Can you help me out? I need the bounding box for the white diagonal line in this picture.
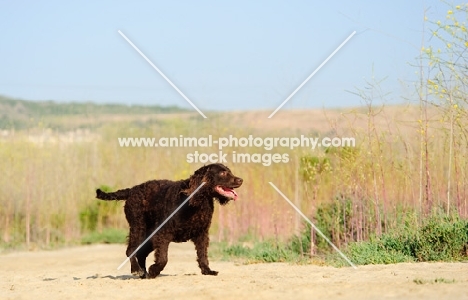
[269,182,357,269]
[118,30,207,118]
[268,31,356,118]
[117,182,206,270]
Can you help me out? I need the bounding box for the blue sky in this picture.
[0,0,454,111]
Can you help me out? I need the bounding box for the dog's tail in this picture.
[96,188,131,200]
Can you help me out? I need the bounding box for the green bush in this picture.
[79,185,121,232]
[221,240,301,263]
[315,197,354,250]
[289,223,313,256]
[288,197,354,256]
[414,216,468,261]
[81,228,127,244]
[345,214,468,265]
[346,238,415,265]
[220,214,468,266]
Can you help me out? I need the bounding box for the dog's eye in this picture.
[220,171,226,176]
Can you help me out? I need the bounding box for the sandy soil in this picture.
[1,243,467,300]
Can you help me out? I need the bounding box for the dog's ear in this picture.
[185,165,211,206]
[193,164,211,178]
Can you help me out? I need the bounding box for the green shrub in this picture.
[79,185,121,232]
[220,214,468,266]
[288,197,354,256]
[414,215,468,261]
[81,228,127,244]
[315,197,354,250]
[345,214,468,265]
[221,240,301,263]
[346,238,415,265]
[289,223,313,256]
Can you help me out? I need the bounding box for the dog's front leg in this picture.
[193,233,218,275]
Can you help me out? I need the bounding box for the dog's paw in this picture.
[148,264,164,278]
[132,269,148,279]
[202,269,218,276]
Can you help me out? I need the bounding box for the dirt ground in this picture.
[1,243,467,300]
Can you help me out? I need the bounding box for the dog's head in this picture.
[186,163,243,205]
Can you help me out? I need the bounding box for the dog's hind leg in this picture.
[126,225,148,278]
[134,238,153,278]
[124,204,148,278]
[148,237,170,278]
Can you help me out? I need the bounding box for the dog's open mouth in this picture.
[215,186,239,201]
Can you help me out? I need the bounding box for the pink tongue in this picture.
[225,187,237,196]
[222,187,238,200]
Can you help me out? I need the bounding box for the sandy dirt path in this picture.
[1,243,467,300]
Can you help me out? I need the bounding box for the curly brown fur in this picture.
[96,163,242,279]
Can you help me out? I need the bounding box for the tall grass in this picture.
[0,101,466,251]
[0,119,300,249]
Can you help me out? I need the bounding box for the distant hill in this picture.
[0,95,189,129]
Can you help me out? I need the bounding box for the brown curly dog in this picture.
[96,163,243,278]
